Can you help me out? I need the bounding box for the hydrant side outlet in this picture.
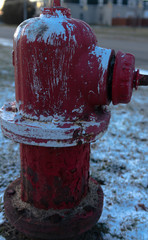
[112,51,135,105]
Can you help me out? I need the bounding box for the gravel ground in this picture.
[0,26,148,240]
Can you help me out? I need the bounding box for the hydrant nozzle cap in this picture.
[112,51,135,105]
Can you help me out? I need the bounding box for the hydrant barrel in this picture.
[21,143,90,210]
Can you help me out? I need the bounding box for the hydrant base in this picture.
[4,178,103,240]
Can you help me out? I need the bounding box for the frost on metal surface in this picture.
[13,10,94,120]
[14,10,77,46]
[90,84,148,240]
[91,46,111,79]
[90,46,112,94]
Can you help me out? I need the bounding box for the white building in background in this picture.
[62,0,145,25]
[143,0,148,18]
[35,0,148,26]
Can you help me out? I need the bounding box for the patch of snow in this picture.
[139,69,148,75]
[91,83,148,239]
[0,193,4,227]
[0,236,6,240]
[0,212,4,225]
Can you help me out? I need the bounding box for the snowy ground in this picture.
[0,41,148,240]
[91,84,148,240]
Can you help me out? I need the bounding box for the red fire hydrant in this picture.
[0,1,148,239]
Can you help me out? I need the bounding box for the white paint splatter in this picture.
[72,105,84,114]
[0,104,104,147]
[16,100,23,111]
[14,19,31,44]
[14,10,77,46]
[90,46,112,94]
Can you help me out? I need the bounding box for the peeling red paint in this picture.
[20,143,90,210]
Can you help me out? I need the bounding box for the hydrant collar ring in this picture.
[0,103,110,147]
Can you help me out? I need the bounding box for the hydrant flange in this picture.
[4,178,103,239]
[1,102,110,147]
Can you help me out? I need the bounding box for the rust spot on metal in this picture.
[27,167,38,184]
[70,168,77,173]
[4,178,103,239]
[21,175,34,204]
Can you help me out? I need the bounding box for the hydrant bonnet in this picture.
[1,6,114,147]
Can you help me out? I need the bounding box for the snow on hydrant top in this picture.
[14,7,97,47]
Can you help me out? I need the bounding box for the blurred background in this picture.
[0,0,148,26]
[0,0,148,25]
